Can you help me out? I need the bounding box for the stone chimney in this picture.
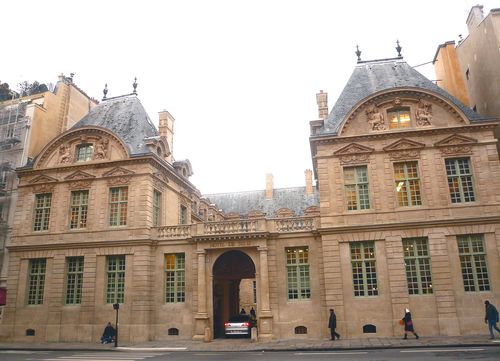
[266,174,273,199]
[316,90,328,120]
[159,110,175,160]
[305,169,313,195]
[466,5,484,32]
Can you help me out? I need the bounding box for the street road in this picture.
[1,347,500,360]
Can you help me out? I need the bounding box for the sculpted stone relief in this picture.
[93,137,109,160]
[415,100,433,126]
[366,106,386,131]
[59,144,72,164]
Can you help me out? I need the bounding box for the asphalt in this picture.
[0,335,499,352]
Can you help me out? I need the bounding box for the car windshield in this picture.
[228,315,251,323]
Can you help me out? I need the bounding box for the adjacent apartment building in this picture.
[0,51,499,343]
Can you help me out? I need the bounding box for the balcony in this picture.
[154,216,318,241]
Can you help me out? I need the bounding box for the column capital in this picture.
[257,246,268,252]
[196,249,206,255]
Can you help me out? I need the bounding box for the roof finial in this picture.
[132,77,138,95]
[102,83,108,100]
[396,40,403,58]
[355,45,362,63]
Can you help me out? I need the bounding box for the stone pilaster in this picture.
[258,246,273,340]
[193,249,208,341]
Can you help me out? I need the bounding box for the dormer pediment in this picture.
[334,143,374,155]
[248,210,266,218]
[383,138,425,152]
[434,134,477,147]
[64,170,96,181]
[102,167,135,178]
[29,174,58,184]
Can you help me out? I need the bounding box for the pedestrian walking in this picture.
[402,309,419,339]
[328,308,340,340]
[484,300,500,339]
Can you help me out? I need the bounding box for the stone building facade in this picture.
[0,54,499,343]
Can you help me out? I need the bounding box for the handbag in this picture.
[399,319,404,326]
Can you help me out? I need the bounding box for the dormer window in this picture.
[76,144,94,162]
[388,108,411,129]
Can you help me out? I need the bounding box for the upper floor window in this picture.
[286,247,311,300]
[445,158,475,203]
[457,234,490,292]
[394,161,422,207]
[76,144,93,162]
[27,258,46,305]
[33,193,52,231]
[109,187,128,227]
[153,190,162,227]
[344,165,370,210]
[388,108,411,129]
[179,204,188,224]
[70,190,89,229]
[403,238,433,295]
[350,242,378,296]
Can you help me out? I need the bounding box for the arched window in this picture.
[387,107,411,129]
[363,324,376,333]
[26,329,35,336]
[294,326,307,334]
[168,328,179,336]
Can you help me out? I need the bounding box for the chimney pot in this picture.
[305,169,313,195]
[266,174,273,199]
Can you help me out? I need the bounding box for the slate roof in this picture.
[204,187,320,217]
[319,59,488,135]
[72,95,158,155]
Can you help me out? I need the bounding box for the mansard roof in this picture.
[72,95,158,155]
[205,187,319,217]
[319,59,487,136]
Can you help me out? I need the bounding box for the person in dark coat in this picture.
[100,322,116,344]
[484,300,500,339]
[328,308,340,340]
[402,309,419,339]
[240,308,246,314]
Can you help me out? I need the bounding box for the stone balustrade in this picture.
[154,217,317,240]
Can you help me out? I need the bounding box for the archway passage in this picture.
[212,250,256,338]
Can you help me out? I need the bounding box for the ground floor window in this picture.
[27,258,46,305]
[165,253,185,303]
[457,234,490,292]
[350,242,378,296]
[106,255,125,303]
[286,247,311,300]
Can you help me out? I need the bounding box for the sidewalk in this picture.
[0,335,499,352]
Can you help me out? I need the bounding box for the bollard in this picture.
[251,327,258,342]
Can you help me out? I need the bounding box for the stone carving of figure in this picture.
[415,100,432,126]
[94,138,109,159]
[59,144,72,163]
[366,106,386,131]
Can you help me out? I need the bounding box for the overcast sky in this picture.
[2,0,497,194]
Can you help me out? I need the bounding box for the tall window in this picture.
[153,190,162,227]
[403,238,433,295]
[69,190,89,229]
[344,166,370,210]
[394,161,422,207]
[388,108,411,129]
[179,204,188,224]
[457,234,490,292]
[109,187,128,226]
[65,256,84,304]
[106,255,125,303]
[33,193,52,231]
[0,169,7,187]
[286,247,311,300]
[350,242,378,296]
[445,158,475,203]
[165,253,185,303]
[76,144,93,162]
[27,258,46,305]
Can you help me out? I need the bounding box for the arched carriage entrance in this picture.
[212,250,256,338]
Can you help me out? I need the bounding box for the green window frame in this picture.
[70,190,89,229]
[76,144,93,162]
[388,107,411,129]
[27,258,46,305]
[350,242,378,296]
[153,190,162,227]
[109,187,128,227]
[179,204,188,224]
[445,158,475,203]
[394,161,422,207]
[286,247,311,300]
[165,253,185,303]
[33,193,52,231]
[106,255,125,303]
[65,256,84,304]
[403,238,433,295]
[457,234,490,292]
[344,165,370,210]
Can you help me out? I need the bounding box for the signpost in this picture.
[113,303,119,347]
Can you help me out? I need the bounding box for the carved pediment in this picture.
[335,143,374,165]
[384,139,425,160]
[64,170,96,181]
[29,174,58,184]
[225,212,241,220]
[102,167,135,178]
[275,208,295,218]
[304,206,320,215]
[248,210,266,218]
[435,134,477,155]
[153,172,169,184]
